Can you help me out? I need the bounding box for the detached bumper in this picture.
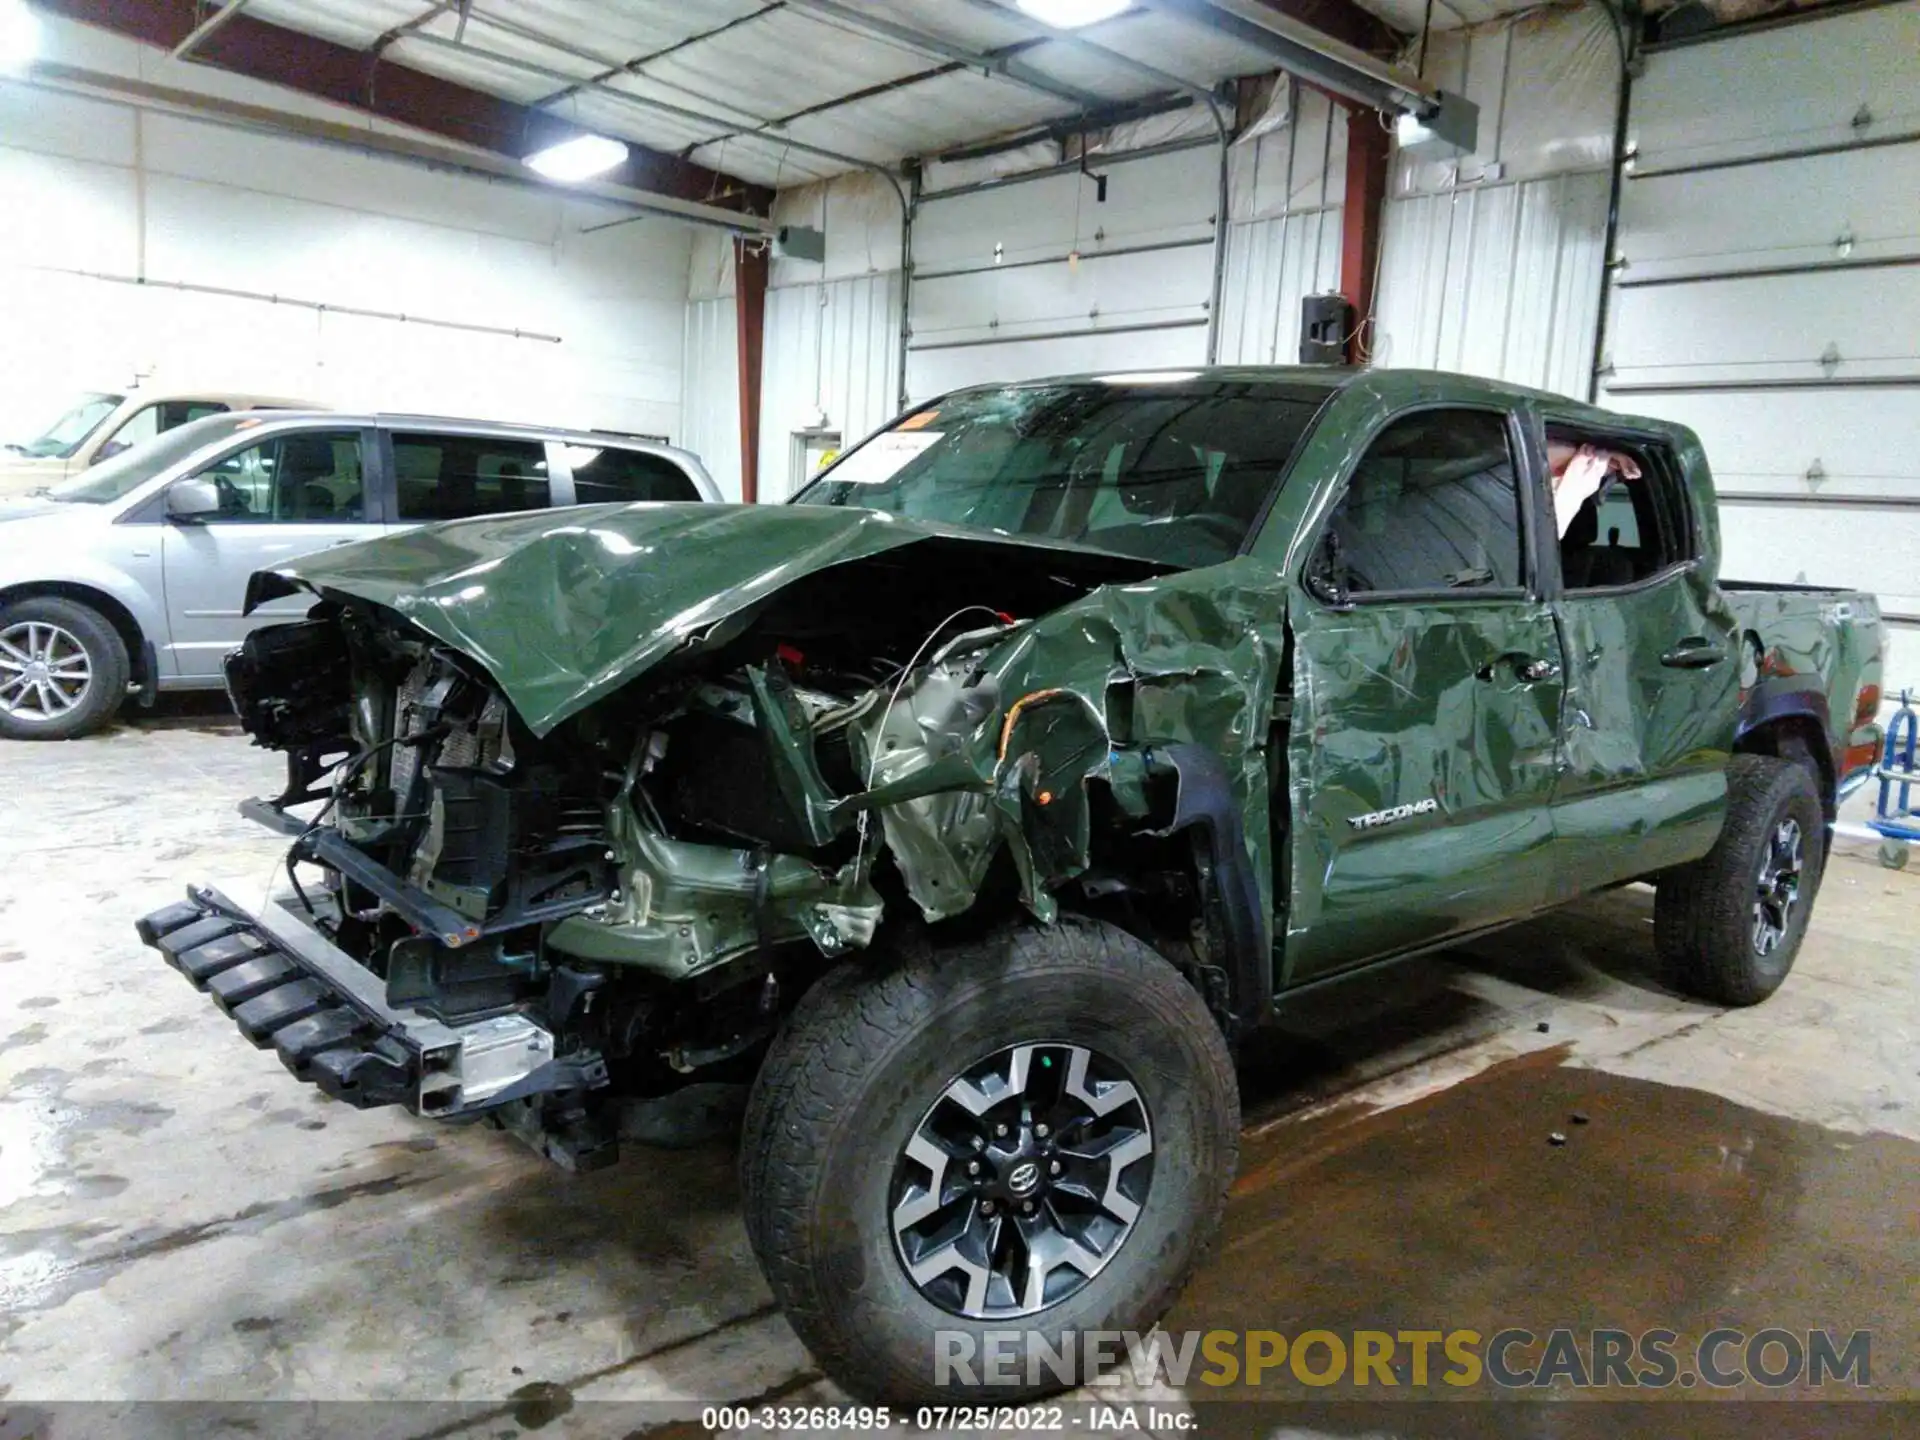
[135,886,603,1116]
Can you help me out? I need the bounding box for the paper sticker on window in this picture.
[824,430,943,484]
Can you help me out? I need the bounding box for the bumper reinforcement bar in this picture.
[135,885,606,1117]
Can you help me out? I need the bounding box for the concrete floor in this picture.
[2,698,1917,1434]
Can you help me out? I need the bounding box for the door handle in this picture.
[1477,653,1561,684]
[1660,639,1727,669]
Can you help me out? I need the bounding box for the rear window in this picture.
[563,444,699,504]
[393,434,550,521]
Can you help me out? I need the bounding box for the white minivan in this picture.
[0,388,318,498]
[0,411,718,739]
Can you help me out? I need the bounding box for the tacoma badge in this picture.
[1348,798,1440,830]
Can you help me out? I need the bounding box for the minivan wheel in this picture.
[1655,754,1826,1006]
[0,597,130,741]
[739,917,1238,1405]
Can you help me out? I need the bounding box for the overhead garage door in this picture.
[905,142,1221,401]
[1598,0,1920,694]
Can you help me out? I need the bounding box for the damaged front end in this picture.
[139,503,1289,1167]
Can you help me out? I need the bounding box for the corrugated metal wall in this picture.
[1374,173,1610,394]
[1217,82,1346,365]
[760,271,905,501]
[681,295,740,501]
[1372,5,1619,397]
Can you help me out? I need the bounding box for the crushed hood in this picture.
[254,501,1158,736]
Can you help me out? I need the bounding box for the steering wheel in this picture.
[210,472,251,516]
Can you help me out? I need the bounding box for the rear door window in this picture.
[1547,429,1694,591]
[392,434,550,521]
[564,444,700,504]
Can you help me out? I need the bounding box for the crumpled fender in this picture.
[859,557,1290,942]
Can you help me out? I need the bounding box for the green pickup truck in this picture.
[139,367,1883,1402]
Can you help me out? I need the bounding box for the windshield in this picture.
[793,379,1332,569]
[10,393,124,459]
[46,413,267,504]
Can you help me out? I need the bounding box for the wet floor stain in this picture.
[508,1379,575,1428]
[1166,1051,1920,1402]
[0,1170,433,1316]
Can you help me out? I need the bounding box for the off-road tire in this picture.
[739,916,1239,1404]
[0,596,130,741]
[1655,754,1825,1006]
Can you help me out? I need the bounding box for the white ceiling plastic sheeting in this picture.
[240,0,1299,186]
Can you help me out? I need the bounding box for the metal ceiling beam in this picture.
[525,4,783,111]
[1145,0,1431,110]
[170,0,249,59]
[27,62,776,233]
[39,0,771,212]
[1238,0,1401,58]
[961,0,1224,105]
[397,30,898,185]
[781,0,1112,110]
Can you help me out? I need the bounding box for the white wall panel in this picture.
[914,146,1220,269]
[1394,6,1617,197]
[907,143,1221,402]
[1215,206,1343,366]
[1375,170,1610,397]
[1609,267,1920,387]
[1629,2,1920,172]
[1372,5,1616,399]
[907,326,1211,403]
[1622,389,1920,498]
[681,296,742,502]
[1621,144,1920,283]
[1600,0,1920,698]
[910,246,1214,348]
[759,273,904,501]
[0,57,695,453]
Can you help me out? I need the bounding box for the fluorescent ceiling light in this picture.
[525,133,629,183]
[1017,0,1129,28]
[0,0,40,75]
[1097,371,1200,384]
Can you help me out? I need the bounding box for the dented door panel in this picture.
[1285,598,1566,981]
[1549,573,1738,891]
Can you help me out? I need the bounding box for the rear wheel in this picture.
[0,597,130,741]
[740,917,1238,1404]
[1655,754,1825,1005]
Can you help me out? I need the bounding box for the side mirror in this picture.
[1303,530,1350,607]
[92,440,130,465]
[166,478,222,522]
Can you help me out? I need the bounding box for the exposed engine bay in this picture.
[144,505,1292,1168]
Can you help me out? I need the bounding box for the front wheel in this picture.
[0,596,130,741]
[1655,754,1826,1006]
[740,917,1238,1404]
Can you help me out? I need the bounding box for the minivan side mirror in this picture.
[166,478,222,522]
[92,440,130,465]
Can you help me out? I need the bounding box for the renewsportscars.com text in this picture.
[934,1327,1873,1391]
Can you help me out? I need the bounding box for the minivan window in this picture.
[97,400,230,462]
[46,414,269,503]
[394,434,550,521]
[13,393,123,459]
[564,445,699,505]
[192,431,366,522]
